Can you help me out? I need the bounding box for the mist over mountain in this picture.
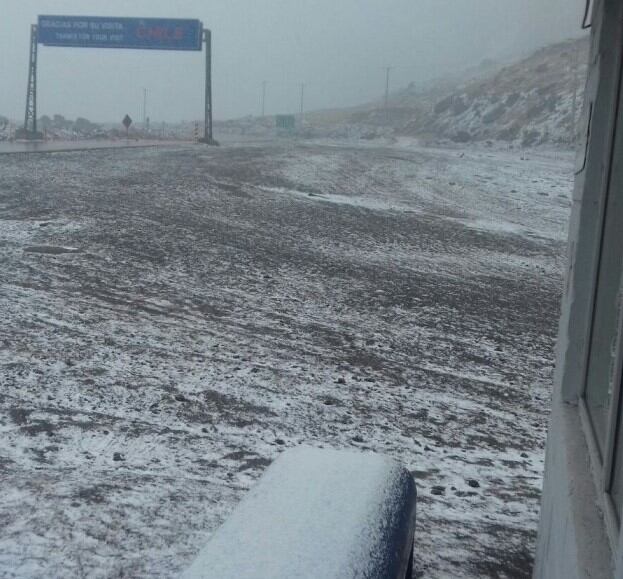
[226,36,589,148]
[395,36,590,146]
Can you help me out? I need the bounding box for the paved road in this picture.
[0,139,194,155]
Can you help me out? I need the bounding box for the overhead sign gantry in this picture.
[23,15,214,143]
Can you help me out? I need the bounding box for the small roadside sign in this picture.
[122,114,132,137]
[276,114,296,131]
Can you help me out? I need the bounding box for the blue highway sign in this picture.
[37,16,203,51]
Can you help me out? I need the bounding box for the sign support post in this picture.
[23,25,39,138]
[22,16,215,143]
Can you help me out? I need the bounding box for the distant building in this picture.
[276,115,296,132]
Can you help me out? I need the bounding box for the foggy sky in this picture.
[0,0,587,123]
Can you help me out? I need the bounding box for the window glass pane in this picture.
[585,235,623,455]
[604,84,623,513]
[609,370,623,520]
[585,258,623,456]
[584,150,623,455]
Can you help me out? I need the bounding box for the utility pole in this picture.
[262,81,267,117]
[142,88,147,125]
[384,66,392,112]
[203,28,213,143]
[300,82,306,120]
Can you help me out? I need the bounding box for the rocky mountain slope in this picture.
[397,37,590,147]
[287,36,589,148]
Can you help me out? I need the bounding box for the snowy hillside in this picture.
[272,37,589,148]
[398,37,590,147]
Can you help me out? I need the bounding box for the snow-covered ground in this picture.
[0,139,573,578]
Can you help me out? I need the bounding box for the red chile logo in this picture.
[136,26,185,41]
